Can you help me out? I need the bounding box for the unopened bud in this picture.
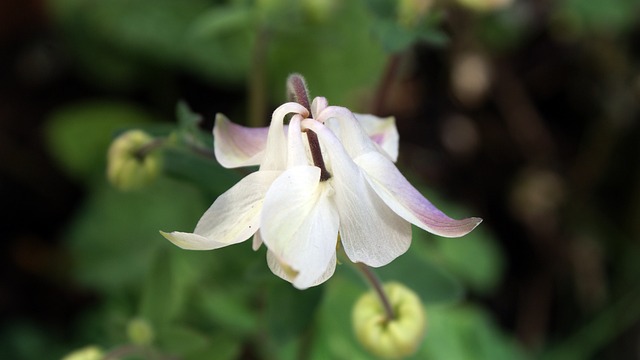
[61,345,104,360]
[352,282,426,359]
[398,0,433,28]
[127,318,154,346]
[303,0,336,23]
[107,130,162,191]
[454,0,512,12]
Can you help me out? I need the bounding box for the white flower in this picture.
[161,97,481,289]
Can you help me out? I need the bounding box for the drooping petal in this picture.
[260,166,340,289]
[353,113,399,162]
[213,113,268,168]
[260,102,309,171]
[303,119,412,267]
[354,151,482,237]
[286,115,309,168]
[267,250,337,288]
[318,107,380,159]
[160,170,281,250]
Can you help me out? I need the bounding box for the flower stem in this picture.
[286,74,331,181]
[249,27,270,127]
[371,53,401,115]
[356,262,395,321]
[134,138,166,161]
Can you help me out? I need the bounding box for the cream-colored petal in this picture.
[266,250,337,288]
[311,96,328,120]
[303,119,412,267]
[286,115,309,168]
[161,170,281,250]
[355,151,482,237]
[260,102,308,171]
[353,113,399,162]
[261,166,340,289]
[252,231,263,251]
[213,113,268,168]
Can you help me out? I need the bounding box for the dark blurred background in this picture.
[1,0,640,359]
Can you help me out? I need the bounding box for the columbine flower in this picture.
[162,95,481,289]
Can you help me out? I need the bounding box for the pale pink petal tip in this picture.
[213,113,268,168]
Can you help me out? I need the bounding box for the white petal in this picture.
[161,170,281,250]
[311,96,328,119]
[355,151,482,237]
[260,102,308,171]
[317,107,379,158]
[252,231,263,251]
[160,231,227,250]
[213,113,268,168]
[303,120,412,267]
[267,250,337,288]
[353,113,399,162]
[260,166,340,289]
[286,115,309,168]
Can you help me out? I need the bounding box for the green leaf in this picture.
[266,280,324,346]
[193,287,258,336]
[410,182,504,294]
[417,305,527,360]
[139,249,185,326]
[45,101,156,179]
[554,0,640,35]
[377,240,465,304]
[309,276,374,360]
[51,0,252,85]
[188,5,253,38]
[340,236,465,305]
[66,177,208,293]
[183,335,241,360]
[162,147,241,195]
[267,1,387,109]
[432,227,504,294]
[176,101,203,130]
[157,325,209,356]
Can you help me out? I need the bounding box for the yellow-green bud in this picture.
[454,0,512,12]
[398,0,433,28]
[61,345,104,360]
[302,0,336,23]
[127,318,154,346]
[352,282,426,359]
[107,130,161,191]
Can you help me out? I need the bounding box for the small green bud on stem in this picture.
[127,318,154,346]
[353,282,426,359]
[107,130,163,191]
[61,345,104,360]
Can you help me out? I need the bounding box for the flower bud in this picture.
[61,345,104,360]
[302,0,337,23]
[454,0,512,12]
[398,0,433,28]
[107,130,162,191]
[127,318,154,346]
[352,282,426,359]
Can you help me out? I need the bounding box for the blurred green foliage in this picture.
[4,0,636,358]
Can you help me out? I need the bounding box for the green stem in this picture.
[248,27,270,127]
[370,53,401,115]
[134,138,166,161]
[356,263,395,321]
